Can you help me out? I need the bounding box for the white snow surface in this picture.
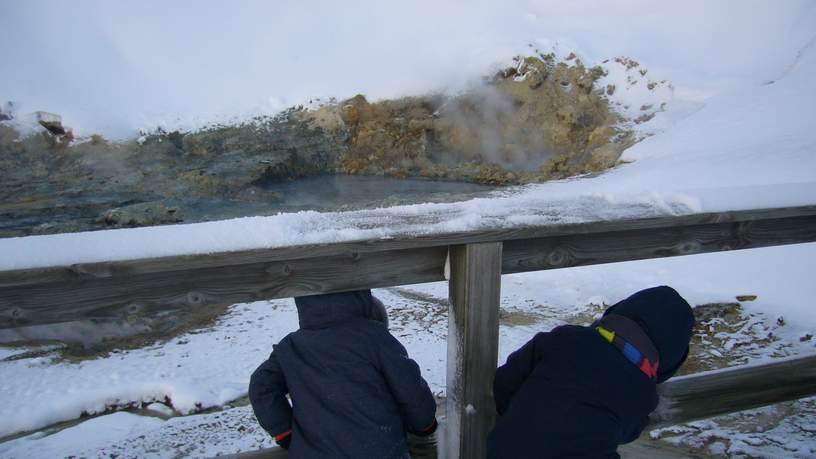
[0,299,298,439]
[0,1,814,137]
[0,412,163,459]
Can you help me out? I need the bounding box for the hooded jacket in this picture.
[487,286,694,459]
[249,290,436,459]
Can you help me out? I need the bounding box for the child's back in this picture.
[488,286,695,459]
[250,290,437,458]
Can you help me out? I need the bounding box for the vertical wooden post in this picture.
[446,242,502,459]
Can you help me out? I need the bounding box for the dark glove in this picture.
[275,429,292,450]
[413,418,438,437]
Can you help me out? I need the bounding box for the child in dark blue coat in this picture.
[488,286,695,459]
[249,290,438,458]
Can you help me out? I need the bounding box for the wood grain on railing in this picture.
[2,205,815,329]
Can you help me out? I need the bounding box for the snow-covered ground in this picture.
[1,1,816,458]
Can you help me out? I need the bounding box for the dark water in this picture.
[0,176,496,238]
[258,175,495,212]
[186,175,496,220]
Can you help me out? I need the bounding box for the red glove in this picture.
[414,418,438,437]
[274,429,292,450]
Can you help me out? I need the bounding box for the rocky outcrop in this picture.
[298,54,633,184]
[36,111,67,136]
[0,53,663,236]
[100,201,183,228]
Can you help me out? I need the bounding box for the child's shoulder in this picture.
[529,324,605,353]
[537,324,593,340]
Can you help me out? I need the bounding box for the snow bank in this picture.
[0,412,163,458]
[0,405,273,459]
[0,288,452,439]
[0,300,299,438]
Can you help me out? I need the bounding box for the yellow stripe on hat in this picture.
[596,326,615,343]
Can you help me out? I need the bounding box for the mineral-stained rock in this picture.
[0,125,21,151]
[587,142,626,170]
[36,111,66,136]
[315,54,629,184]
[167,130,184,150]
[100,201,184,228]
[693,302,742,323]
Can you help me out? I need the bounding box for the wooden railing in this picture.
[2,205,816,458]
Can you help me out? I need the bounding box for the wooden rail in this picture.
[651,353,816,427]
[2,205,815,329]
[2,204,816,458]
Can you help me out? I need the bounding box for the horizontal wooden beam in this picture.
[3,205,814,288]
[650,354,816,428]
[1,205,815,328]
[502,211,816,272]
[0,246,448,328]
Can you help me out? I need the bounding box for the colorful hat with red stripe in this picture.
[595,314,660,379]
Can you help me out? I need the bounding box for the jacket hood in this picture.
[602,286,695,383]
[294,290,387,330]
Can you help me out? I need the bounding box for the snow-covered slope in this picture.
[1,1,814,137]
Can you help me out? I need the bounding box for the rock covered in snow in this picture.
[0,102,13,121]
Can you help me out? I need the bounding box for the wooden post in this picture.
[446,242,502,459]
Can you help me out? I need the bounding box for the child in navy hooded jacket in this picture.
[249,290,438,458]
[488,286,695,459]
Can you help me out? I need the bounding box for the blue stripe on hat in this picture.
[622,342,641,365]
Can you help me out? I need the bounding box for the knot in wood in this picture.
[70,263,113,278]
[677,241,701,254]
[10,307,23,318]
[547,248,568,267]
[283,264,292,275]
[187,291,204,304]
[350,252,361,262]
